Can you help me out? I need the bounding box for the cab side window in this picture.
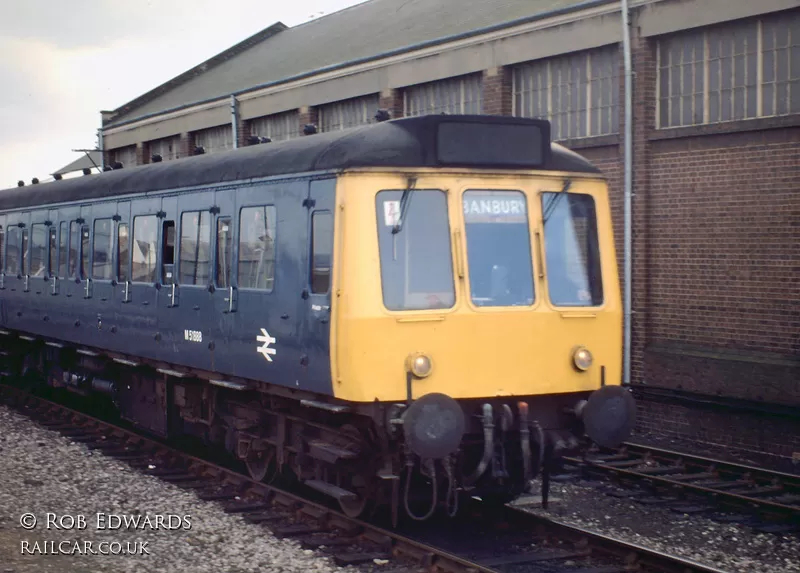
[310,211,332,294]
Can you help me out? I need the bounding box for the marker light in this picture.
[572,347,593,371]
[407,353,433,378]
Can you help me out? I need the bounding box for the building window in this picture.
[513,45,620,140]
[194,125,233,154]
[657,11,800,128]
[30,224,46,277]
[148,135,180,161]
[131,215,157,283]
[238,206,276,291]
[404,74,483,117]
[249,110,300,142]
[319,94,380,132]
[110,145,137,168]
[179,211,211,285]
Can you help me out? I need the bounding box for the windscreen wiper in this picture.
[542,178,572,224]
[392,176,418,235]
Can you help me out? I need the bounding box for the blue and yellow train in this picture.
[0,115,635,521]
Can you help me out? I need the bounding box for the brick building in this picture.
[100,0,800,461]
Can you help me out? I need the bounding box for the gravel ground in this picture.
[512,478,800,573]
[0,404,350,573]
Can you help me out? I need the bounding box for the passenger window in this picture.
[59,222,68,278]
[161,220,175,284]
[92,219,113,280]
[215,217,232,288]
[131,215,157,283]
[117,223,129,282]
[238,206,276,291]
[462,190,534,307]
[69,221,80,278]
[48,227,57,276]
[21,229,29,275]
[310,211,332,294]
[6,228,18,275]
[30,224,47,278]
[80,225,90,279]
[179,211,211,285]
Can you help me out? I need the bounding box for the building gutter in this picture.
[103,0,620,130]
[621,0,633,386]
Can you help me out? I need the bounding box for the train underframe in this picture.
[1,336,635,524]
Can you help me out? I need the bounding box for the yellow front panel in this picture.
[332,170,621,403]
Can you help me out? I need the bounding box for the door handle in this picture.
[23,275,30,292]
[84,278,92,298]
[223,286,236,313]
[122,280,132,303]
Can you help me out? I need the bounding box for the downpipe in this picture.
[621,0,634,386]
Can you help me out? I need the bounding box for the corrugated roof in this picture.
[53,151,102,175]
[108,0,597,126]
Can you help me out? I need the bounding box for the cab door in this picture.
[299,179,336,396]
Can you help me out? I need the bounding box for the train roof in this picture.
[0,115,601,211]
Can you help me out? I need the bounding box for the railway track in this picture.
[562,443,800,533]
[0,381,727,573]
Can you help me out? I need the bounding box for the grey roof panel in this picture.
[109,0,595,125]
[53,151,102,175]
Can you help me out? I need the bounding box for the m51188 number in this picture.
[184,329,203,343]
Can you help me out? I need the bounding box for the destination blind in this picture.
[463,191,527,224]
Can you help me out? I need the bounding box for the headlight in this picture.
[572,346,593,371]
[407,353,433,378]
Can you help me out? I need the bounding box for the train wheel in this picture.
[338,473,375,518]
[335,424,377,518]
[246,448,278,483]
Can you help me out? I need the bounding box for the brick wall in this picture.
[379,89,404,120]
[298,106,319,134]
[482,67,512,116]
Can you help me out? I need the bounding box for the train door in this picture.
[123,198,161,357]
[51,206,78,340]
[87,202,117,348]
[24,210,48,333]
[209,188,236,374]
[106,200,130,355]
[299,179,336,395]
[153,195,178,362]
[231,181,306,388]
[4,211,30,332]
[174,191,214,371]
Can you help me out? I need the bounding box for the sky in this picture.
[0,0,367,189]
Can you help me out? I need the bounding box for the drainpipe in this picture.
[621,0,633,386]
[97,127,105,171]
[231,95,239,149]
